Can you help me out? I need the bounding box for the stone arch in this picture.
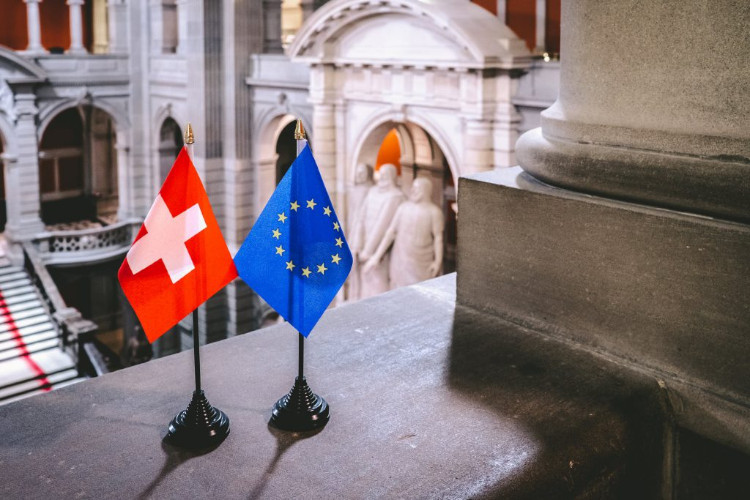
[38,98,129,142]
[157,117,183,184]
[253,110,312,213]
[351,108,460,190]
[38,103,120,224]
[152,104,188,194]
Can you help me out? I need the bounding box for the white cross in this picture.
[126,194,207,283]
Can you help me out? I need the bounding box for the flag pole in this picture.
[184,124,202,394]
[269,119,330,432]
[165,123,230,448]
[295,123,307,385]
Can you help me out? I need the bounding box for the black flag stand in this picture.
[269,120,330,432]
[166,310,230,447]
[165,125,230,448]
[269,332,330,431]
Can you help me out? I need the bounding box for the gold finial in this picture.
[184,123,194,144]
[294,119,306,140]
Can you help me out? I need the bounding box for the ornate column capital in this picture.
[13,94,39,118]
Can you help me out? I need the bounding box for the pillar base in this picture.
[516,128,750,224]
[457,167,750,453]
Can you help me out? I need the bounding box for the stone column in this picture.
[516,0,750,223]
[496,0,506,24]
[148,0,164,54]
[462,119,493,174]
[107,0,128,53]
[5,93,44,243]
[115,131,133,220]
[67,0,87,54]
[458,0,750,454]
[534,0,546,53]
[24,0,45,54]
[312,103,336,188]
[262,0,283,54]
[175,0,189,54]
[92,0,109,53]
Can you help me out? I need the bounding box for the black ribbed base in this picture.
[270,376,330,432]
[166,390,230,448]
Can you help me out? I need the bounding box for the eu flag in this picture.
[234,145,353,337]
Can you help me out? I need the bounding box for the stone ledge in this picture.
[0,276,665,498]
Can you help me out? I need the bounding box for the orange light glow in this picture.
[375,129,401,176]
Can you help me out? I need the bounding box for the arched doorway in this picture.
[255,113,312,214]
[158,117,183,184]
[275,120,298,183]
[350,121,458,299]
[39,106,118,226]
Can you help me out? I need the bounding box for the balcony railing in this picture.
[31,218,141,266]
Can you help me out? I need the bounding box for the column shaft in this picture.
[68,0,86,54]
[262,0,283,54]
[24,0,44,54]
[535,0,546,52]
[6,94,44,242]
[107,0,128,53]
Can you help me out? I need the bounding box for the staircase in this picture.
[0,258,82,405]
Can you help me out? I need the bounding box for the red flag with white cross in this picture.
[118,147,237,342]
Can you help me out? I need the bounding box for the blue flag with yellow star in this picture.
[234,145,353,337]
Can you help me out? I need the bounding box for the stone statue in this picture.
[350,164,405,299]
[348,163,374,300]
[364,177,444,289]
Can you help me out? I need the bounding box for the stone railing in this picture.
[31,218,141,266]
[21,243,98,369]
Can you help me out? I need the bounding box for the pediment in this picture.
[331,14,471,65]
[290,0,531,70]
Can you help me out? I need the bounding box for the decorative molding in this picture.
[288,0,531,70]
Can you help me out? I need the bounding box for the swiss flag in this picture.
[118,147,237,342]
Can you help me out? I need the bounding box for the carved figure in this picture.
[364,177,444,289]
[348,163,374,300]
[350,164,405,299]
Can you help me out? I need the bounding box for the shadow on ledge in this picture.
[138,438,222,499]
[447,305,666,498]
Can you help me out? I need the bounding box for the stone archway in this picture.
[38,105,118,225]
[158,117,183,184]
[289,0,531,237]
[254,112,313,215]
[350,120,458,298]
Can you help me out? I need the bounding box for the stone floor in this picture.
[0,275,670,498]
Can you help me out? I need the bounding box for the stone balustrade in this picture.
[31,218,141,266]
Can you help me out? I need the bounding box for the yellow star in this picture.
[333,221,340,231]
[285,260,295,271]
[306,199,317,209]
[301,267,312,278]
[277,212,287,223]
[323,206,332,216]
[331,254,341,265]
[272,228,281,239]
[317,263,328,275]
[275,245,285,256]
[290,201,300,212]
[335,238,343,247]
